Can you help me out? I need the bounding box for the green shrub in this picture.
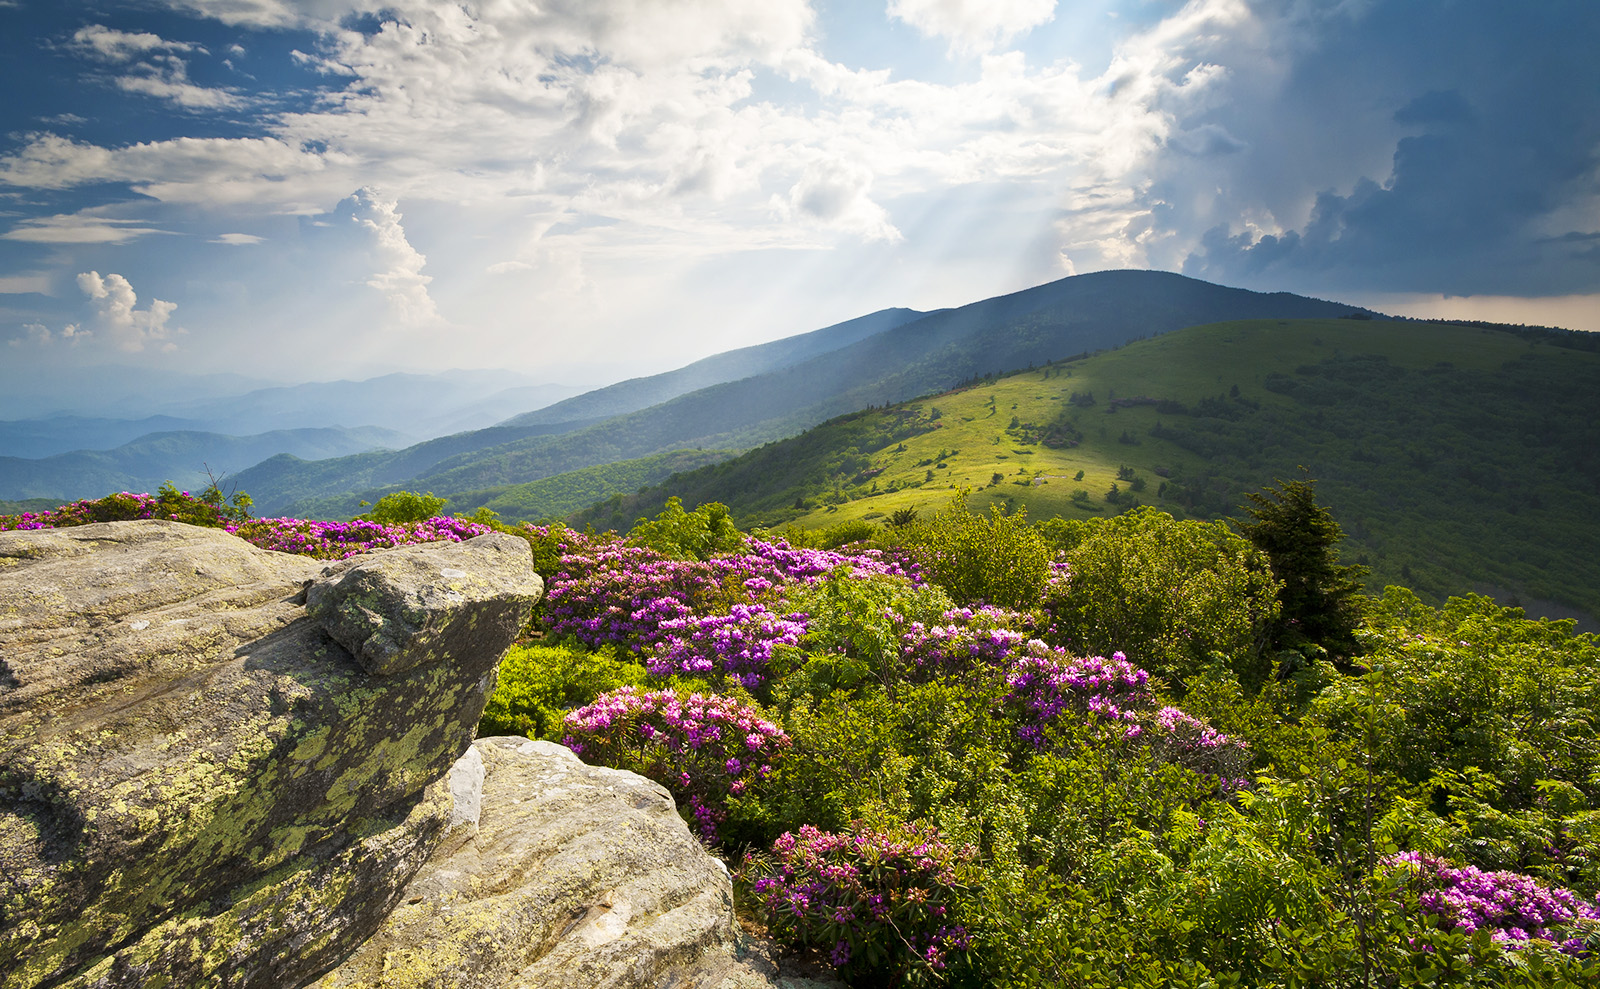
[1043,507,1279,693]
[627,495,742,560]
[358,490,448,524]
[893,493,1051,609]
[478,643,647,740]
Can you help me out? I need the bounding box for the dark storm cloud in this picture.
[1169,0,1600,297]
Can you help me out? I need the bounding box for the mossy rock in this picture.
[0,521,542,988]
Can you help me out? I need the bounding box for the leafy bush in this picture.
[478,643,647,740]
[357,489,448,524]
[1042,507,1279,693]
[562,687,789,842]
[743,822,974,983]
[627,495,742,560]
[893,494,1050,609]
[1,482,251,532]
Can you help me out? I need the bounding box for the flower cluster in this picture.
[1146,706,1252,794]
[562,686,789,842]
[893,605,1031,679]
[543,543,720,651]
[744,823,973,979]
[1,488,241,531]
[1390,853,1600,954]
[650,603,810,689]
[226,516,492,559]
[542,535,920,653]
[1002,645,1152,746]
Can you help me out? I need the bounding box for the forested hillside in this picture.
[576,317,1600,625]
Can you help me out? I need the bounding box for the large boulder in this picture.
[316,736,788,989]
[0,521,542,989]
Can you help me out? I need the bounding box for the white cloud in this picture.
[776,159,902,242]
[72,25,203,61]
[115,56,243,110]
[487,261,534,274]
[2,212,170,245]
[210,232,264,245]
[344,188,440,326]
[76,272,182,352]
[887,0,1057,55]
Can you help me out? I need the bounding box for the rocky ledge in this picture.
[0,521,824,989]
[0,520,541,988]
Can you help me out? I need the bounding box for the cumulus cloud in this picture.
[114,55,243,110]
[76,272,181,352]
[775,159,902,242]
[887,0,1057,54]
[71,24,241,110]
[341,188,440,326]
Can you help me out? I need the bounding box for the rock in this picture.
[306,533,539,677]
[0,521,542,989]
[315,737,788,989]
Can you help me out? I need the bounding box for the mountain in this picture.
[155,370,584,438]
[0,371,587,463]
[0,425,414,502]
[238,271,1380,516]
[571,317,1600,627]
[502,307,929,427]
[0,415,210,460]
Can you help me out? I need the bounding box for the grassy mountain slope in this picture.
[0,425,414,502]
[245,271,1377,516]
[574,318,1600,624]
[503,307,928,427]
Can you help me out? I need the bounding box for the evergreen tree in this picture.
[1235,476,1369,660]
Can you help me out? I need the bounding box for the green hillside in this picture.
[573,318,1600,624]
[239,271,1377,516]
[278,448,735,522]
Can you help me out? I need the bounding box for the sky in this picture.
[1,0,1596,393]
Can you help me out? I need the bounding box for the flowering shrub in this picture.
[743,822,973,982]
[562,686,789,842]
[227,515,492,560]
[1390,853,1600,954]
[543,535,921,654]
[650,603,809,690]
[1002,645,1152,746]
[893,605,1030,680]
[1146,706,1252,794]
[543,543,711,651]
[1,484,250,532]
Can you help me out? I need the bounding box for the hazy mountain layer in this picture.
[0,426,413,502]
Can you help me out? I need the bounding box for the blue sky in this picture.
[2,0,1596,391]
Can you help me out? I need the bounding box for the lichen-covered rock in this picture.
[317,737,790,989]
[306,533,537,677]
[0,521,542,989]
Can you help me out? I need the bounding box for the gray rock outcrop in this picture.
[315,736,785,989]
[0,520,542,989]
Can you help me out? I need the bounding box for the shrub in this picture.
[478,643,647,740]
[1,482,251,532]
[650,603,809,691]
[358,490,447,524]
[562,687,789,843]
[743,822,974,982]
[628,495,742,560]
[893,494,1050,609]
[1042,507,1279,693]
